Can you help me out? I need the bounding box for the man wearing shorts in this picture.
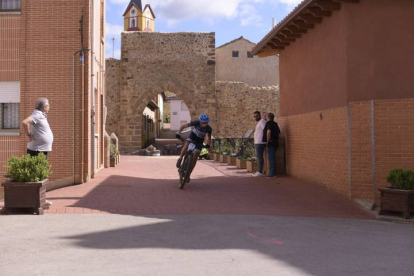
[176,114,212,177]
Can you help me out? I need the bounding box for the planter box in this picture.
[228,156,237,166]
[379,188,414,219]
[246,161,258,173]
[214,154,221,162]
[1,179,49,215]
[220,155,228,163]
[236,159,247,169]
[210,153,215,160]
[110,157,116,167]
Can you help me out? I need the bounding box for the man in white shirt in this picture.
[253,111,266,177]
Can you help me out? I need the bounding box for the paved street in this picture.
[1,156,413,276]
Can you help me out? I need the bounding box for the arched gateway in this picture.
[107,32,217,153]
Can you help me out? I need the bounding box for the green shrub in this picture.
[386,169,414,190]
[5,154,51,182]
[110,143,116,158]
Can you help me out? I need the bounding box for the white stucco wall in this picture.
[170,99,191,130]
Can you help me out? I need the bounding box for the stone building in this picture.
[105,32,279,152]
[252,0,414,205]
[216,36,279,86]
[0,0,107,192]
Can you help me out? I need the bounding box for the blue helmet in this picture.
[199,113,210,123]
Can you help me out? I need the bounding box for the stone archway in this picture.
[116,32,217,153]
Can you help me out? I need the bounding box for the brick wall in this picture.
[215,82,279,138]
[279,107,350,197]
[0,0,106,189]
[279,98,414,202]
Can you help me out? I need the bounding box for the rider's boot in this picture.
[176,157,182,169]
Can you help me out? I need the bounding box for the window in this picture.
[131,18,136,28]
[247,52,254,58]
[0,103,19,129]
[131,8,136,15]
[146,19,150,29]
[0,0,20,11]
[232,51,239,58]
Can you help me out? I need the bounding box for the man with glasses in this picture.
[252,111,266,177]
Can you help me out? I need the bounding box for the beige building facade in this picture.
[216,37,279,86]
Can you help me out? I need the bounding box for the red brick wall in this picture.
[280,98,414,202]
[279,107,350,197]
[374,98,414,200]
[0,0,105,189]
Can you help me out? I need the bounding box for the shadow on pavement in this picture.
[61,214,414,276]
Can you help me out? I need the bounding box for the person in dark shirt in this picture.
[176,114,212,181]
[263,113,281,178]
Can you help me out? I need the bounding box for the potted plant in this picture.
[228,153,237,166]
[379,168,414,219]
[220,152,229,163]
[214,150,221,162]
[236,156,247,169]
[246,157,258,173]
[1,154,52,215]
[110,143,116,167]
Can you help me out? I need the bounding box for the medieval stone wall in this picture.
[105,32,280,152]
[215,82,279,138]
[105,59,121,137]
[118,32,217,153]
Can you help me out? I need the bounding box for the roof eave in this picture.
[251,0,314,55]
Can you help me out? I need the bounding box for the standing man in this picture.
[263,113,281,178]
[22,98,54,159]
[253,111,266,177]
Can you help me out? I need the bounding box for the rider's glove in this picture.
[175,133,182,139]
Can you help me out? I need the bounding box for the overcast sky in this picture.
[106,0,302,59]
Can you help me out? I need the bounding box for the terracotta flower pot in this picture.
[236,159,247,169]
[379,188,414,219]
[1,179,49,215]
[246,161,258,173]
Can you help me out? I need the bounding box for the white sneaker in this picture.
[252,171,264,177]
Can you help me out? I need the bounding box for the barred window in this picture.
[1,0,21,11]
[0,103,20,129]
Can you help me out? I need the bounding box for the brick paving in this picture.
[0,156,373,219]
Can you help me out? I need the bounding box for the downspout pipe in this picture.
[73,50,81,184]
[90,0,96,178]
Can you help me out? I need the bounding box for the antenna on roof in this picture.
[111,37,116,59]
[272,18,275,29]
